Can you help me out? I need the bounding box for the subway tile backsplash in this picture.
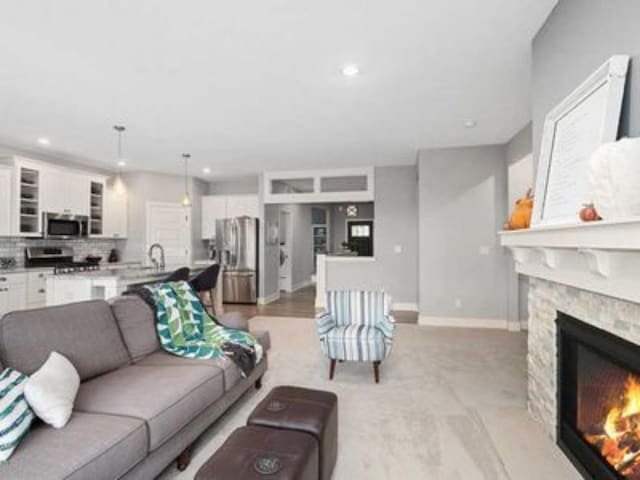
[0,237,127,267]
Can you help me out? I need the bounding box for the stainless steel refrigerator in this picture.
[216,216,259,304]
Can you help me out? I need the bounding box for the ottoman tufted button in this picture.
[266,400,288,412]
[254,454,282,475]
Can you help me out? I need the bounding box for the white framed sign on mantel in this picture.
[532,54,630,226]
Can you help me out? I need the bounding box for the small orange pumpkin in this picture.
[506,189,534,230]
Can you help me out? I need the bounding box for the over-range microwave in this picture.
[42,212,89,239]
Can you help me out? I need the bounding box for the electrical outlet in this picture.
[393,245,403,254]
[479,246,490,255]
[455,299,462,309]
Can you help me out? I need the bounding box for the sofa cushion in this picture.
[109,296,160,361]
[0,301,130,381]
[136,351,242,392]
[74,365,224,451]
[0,412,146,480]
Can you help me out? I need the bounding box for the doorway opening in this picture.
[346,219,374,257]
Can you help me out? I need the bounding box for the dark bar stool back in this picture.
[190,264,221,316]
[164,267,191,283]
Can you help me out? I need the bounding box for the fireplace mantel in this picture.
[499,218,640,304]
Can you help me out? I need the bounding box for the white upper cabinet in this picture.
[226,195,259,219]
[42,168,90,216]
[103,178,128,238]
[0,156,120,237]
[201,194,259,240]
[201,196,228,240]
[0,167,12,236]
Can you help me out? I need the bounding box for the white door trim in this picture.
[145,202,193,266]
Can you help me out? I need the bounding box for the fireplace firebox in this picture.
[557,312,640,479]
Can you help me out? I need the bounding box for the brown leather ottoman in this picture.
[195,426,318,480]
[247,386,338,480]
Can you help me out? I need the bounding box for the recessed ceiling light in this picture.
[202,167,211,174]
[37,137,51,146]
[117,160,127,167]
[464,120,478,129]
[342,65,359,77]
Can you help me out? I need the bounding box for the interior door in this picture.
[146,203,192,269]
[347,220,374,257]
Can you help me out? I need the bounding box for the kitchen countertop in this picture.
[0,267,55,274]
[50,264,215,284]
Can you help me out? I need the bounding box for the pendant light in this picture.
[181,153,192,207]
[113,125,127,195]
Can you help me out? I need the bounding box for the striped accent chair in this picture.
[316,290,395,383]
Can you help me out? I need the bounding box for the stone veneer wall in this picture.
[528,277,640,439]
[0,237,126,267]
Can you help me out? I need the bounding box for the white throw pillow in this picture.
[24,352,80,428]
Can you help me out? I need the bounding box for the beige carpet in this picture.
[158,317,580,480]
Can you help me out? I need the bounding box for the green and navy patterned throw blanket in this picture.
[137,281,262,377]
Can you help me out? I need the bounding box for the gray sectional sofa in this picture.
[0,295,269,479]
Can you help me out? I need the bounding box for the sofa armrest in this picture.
[315,312,336,340]
[376,314,396,343]
[217,312,250,332]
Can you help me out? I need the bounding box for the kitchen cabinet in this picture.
[26,270,51,308]
[46,276,92,306]
[0,167,12,236]
[201,194,259,240]
[226,195,259,218]
[0,156,122,237]
[42,168,90,216]
[102,178,128,238]
[0,272,27,317]
[15,161,42,236]
[201,196,228,240]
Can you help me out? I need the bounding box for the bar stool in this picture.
[190,264,221,316]
[164,267,191,282]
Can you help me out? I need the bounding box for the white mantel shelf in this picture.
[499,218,640,304]
[499,217,640,250]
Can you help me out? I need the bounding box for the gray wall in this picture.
[532,0,640,169]
[325,165,418,306]
[288,204,314,289]
[260,203,280,301]
[328,202,375,253]
[209,176,259,195]
[418,145,510,323]
[120,172,208,263]
[505,123,533,326]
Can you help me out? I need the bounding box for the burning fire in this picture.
[585,375,640,477]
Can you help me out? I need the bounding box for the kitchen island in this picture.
[46,264,215,306]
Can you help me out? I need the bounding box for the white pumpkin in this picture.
[588,137,640,220]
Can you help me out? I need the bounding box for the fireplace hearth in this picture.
[558,312,640,479]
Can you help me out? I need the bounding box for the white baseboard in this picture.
[258,292,280,305]
[291,278,314,292]
[418,315,509,329]
[520,320,529,331]
[392,302,418,312]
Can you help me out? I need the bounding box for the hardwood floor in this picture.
[222,286,418,324]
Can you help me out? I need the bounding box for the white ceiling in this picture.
[0,0,556,178]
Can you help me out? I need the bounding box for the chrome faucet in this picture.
[148,243,165,271]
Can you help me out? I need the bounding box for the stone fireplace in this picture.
[500,219,640,478]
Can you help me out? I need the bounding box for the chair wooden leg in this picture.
[177,444,193,471]
[255,376,263,389]
[329,359,337,380]
[373,361,381,384]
